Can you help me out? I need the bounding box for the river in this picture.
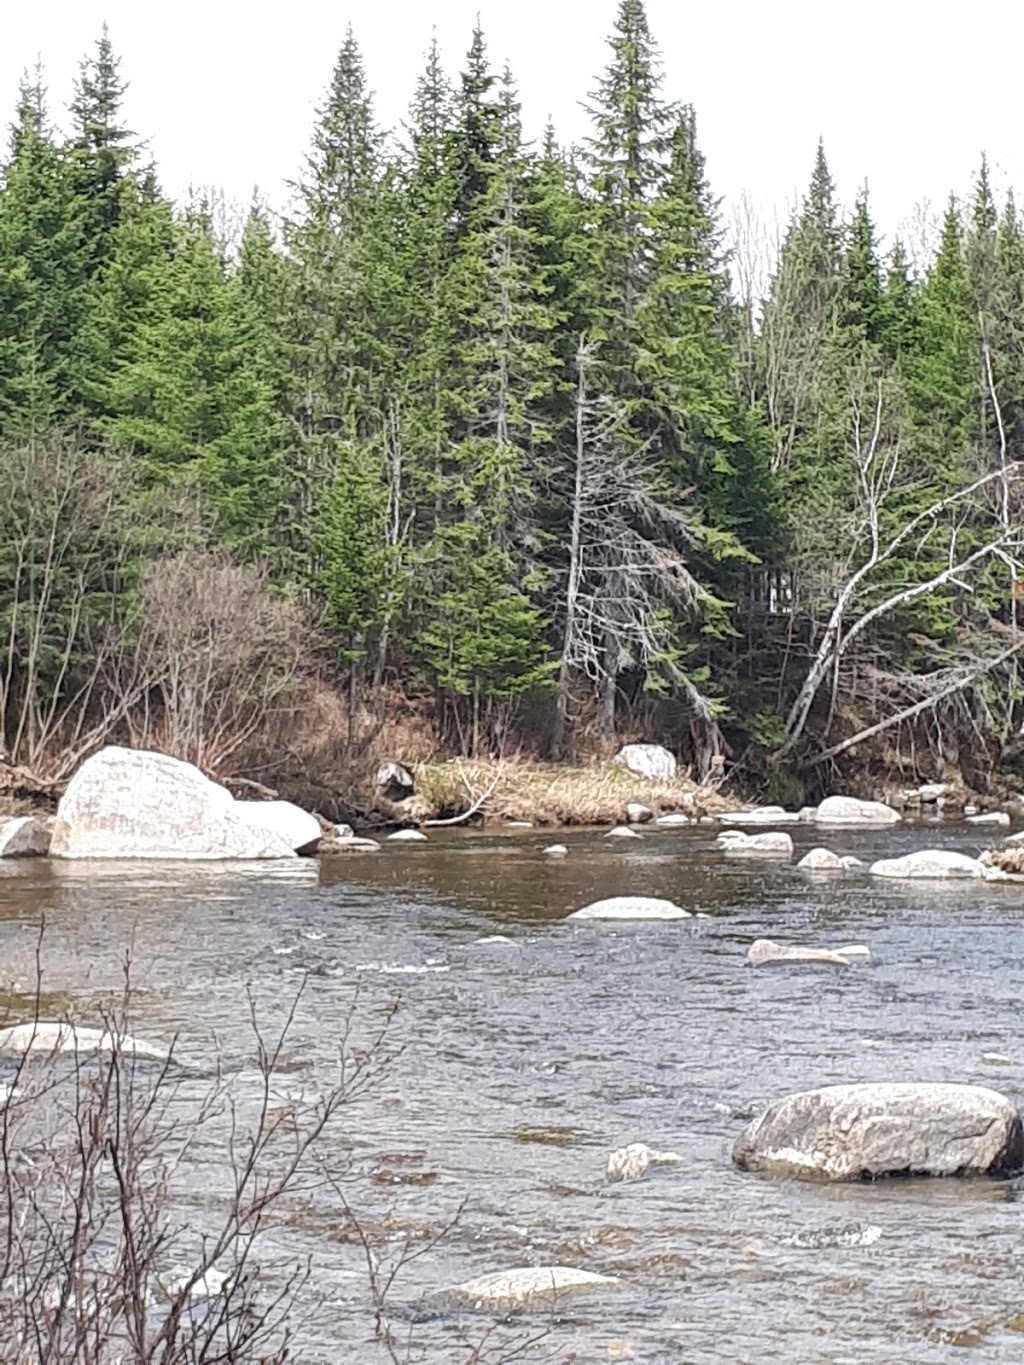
[1,820,1023,1362]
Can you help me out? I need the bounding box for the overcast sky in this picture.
[3,0,1022,266]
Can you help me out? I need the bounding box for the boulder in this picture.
[715,830,793,856]
[613,743,676,782]
[0,815,52,858]
[626,802,653,825]
[436,1265,619,1312]
[386,829,428,843]
[569,896,692,922]
[918,783,951,803]
[869,849,985,880]
[542,844,568,857]
[0,1021,169,1061]
[815,795,901,826]
[966,811,1011,827]
[655,813,690,827]
[605,825,642,840]
[798,806,819,822]
[745,938,869,968]
[797,847,844,871]
[732,1082,1024,1181]
[50,748,295,860]
[235,800,322,854]
[720,806,802,827]
[376,760,415,802]
[840,855,866,870]
[606,1142,682,1183]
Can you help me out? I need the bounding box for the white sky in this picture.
[3,0,1021,269]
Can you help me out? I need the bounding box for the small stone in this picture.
[386,829,429,843]
[605,825,642,839]
[716,830,793,856]
[543,844,568,857]
[797,847,843,871]
[504,820,533,828]
[655,813,690,827]
[625,803,653,824]
[745,939,864,968]
[966,811,1011,827]
[569,896,691,922]
[605,1142,682,1183]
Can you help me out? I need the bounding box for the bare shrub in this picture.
[120,552,312,774]
[0,955,394,1364]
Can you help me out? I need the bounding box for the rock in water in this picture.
[613,744,676,781]
[745,938,867,968]
[436,1265,619,1312]
[715,831,793,856]
[542,844,568,857]
[569,896,691,921]
[0,1021,170,1061]
[605,825,642,840]
[814,796,901,826]
[50,747,295,860]
[386,829,428,843]
[234,800,322,854]
[732,1082,1023,1180]
[966,811,1011,827]
[0,816,51,858]
[869,850,985,880]
[606,1142,682,1182]
[719,806,802,827]
[626,803,653,824]
[655,813,690,827]
[797,847,844,871]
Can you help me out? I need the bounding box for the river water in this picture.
[2,820,1024,1362]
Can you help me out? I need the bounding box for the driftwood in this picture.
[422,765,503,828]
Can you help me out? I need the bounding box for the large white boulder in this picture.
[235,801,322,854]
[0,815,51,858]
[720,806,802,826]
[715,830,793,856]
[436,1265,619,1312]
[869,849,985,880]
[569,896,691,921]
[732,1082,1023,1181]
[50,748,295,860]
[613,744,676,782]
[815,795,901,826]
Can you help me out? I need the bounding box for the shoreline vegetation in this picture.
[4,2,1024,813]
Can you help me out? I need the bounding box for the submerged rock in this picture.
[50,747,295,860]
[869,849,985,880]
[0,1021,170,1062]
[625,802,653,824]
[966,811,1011,827]
[542,844,568,857]
[386,829,429,843]
[655,813,690,827]
[797,847,844,871]
[606,1142,682,1183]
[605,825,642,840]
[715,830,793,856]
[319,833,381,853]
[0,815,52,858]
[745,938,869,968]
[569,896,691,921]
[436,1265,619,1312]
[815,795,901,826]
[732,1082,1023,1181]
[613,743,676,781]
[719,806,801,827]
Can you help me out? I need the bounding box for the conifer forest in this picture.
[3,0,1024,801]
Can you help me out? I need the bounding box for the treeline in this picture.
[2,0,1023,793]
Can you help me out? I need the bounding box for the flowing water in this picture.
[2,820,1024,1362]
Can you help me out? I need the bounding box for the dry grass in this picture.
[413,757,737,827]
[982,845,1024,874]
